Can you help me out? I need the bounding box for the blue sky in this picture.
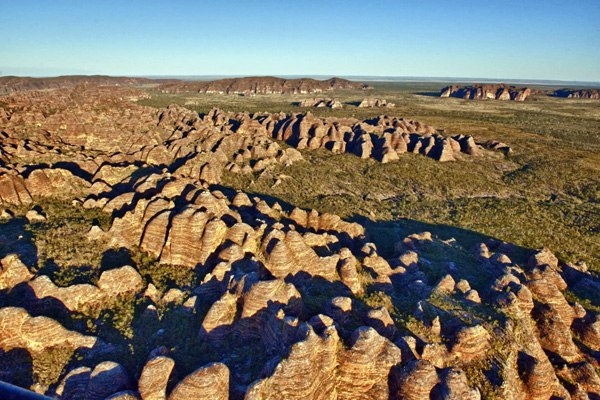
[1,0,599,81]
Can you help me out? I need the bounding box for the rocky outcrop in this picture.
[169,363,229,400]
[157,76,368,95]
[56,361,132,400]
[0,307,98,352]
[553,88,600,99]
[0,173,32,205]
[138,356,175,400]
[0,254,34,289]
[393,360,439,399]
[0,75,163,95]
[260,111,502,162]
[440,84,532,101]
[434,367,480,400]
[358,98,394,108]
[23,265,144,314]
[298,98,343,109]
[85,362,133,400]
[246,324,338,399]
[336,326,402,399]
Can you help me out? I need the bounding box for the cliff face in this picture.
[0,83,599,399]
[440,84,532,101]
[553,88,600,99]
[157,76,369,94]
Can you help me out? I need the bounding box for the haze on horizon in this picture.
[1,0,599,82]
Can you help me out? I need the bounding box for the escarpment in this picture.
[0,82,598,399]
[440,84,533,101]
[157,76,368,95]
[553,88,600,99]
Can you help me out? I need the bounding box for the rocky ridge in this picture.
[157,76,368,95]
[298,98,343,109]
[440,84,532,101]
[0,83,598,399]
[553,89,600,99]
[0,75,172,95]
[358,98,395,108]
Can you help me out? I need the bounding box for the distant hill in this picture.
[439,84,600,101]
[440,84,534,101]
[552,88,600,99]
[157,76,369,95]
[0,75,368,96]
[0,75,177,95]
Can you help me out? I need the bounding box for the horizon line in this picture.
[1,73,599,87]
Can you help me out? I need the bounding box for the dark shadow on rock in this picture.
[350,214,533,264]
[0,217,38,267]
[52,161,94,181]
[101,247,134,271]
[36,258,96,286]
[0,348,33,389]
[4,282,79,328]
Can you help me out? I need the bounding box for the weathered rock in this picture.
[138,356,175,400]
[0,307,98,352]
[105,391,140,400]
[338,253,363,294]
[433,274,456,294]
[337,326,402,399]
[161,288,186,305]
[358,98,394,108]
[450,325,490,362]
[528,248,559,270]
[440,84,531,101]
[573,313,600,351]
[25,265,143,314]
[241,279,303,319]
[200,291,238,339]
[86,361,132,400]
[527,278,574,325]
[0,174,33,205]
[532,303,580,363]
[365,307,397,339]
[246,324,338,400]
[160,76,367,95]
[25,209,46,223]
[559,362,600,398]
[393,359,439,400]
[0,254,33,289]
[433,367,481,400]
[517,350,560,400]
[169,362,229,400]
[97,265,144,301]
[299,98,343,109]
[325,296,353,324]
[55,366,92,400]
